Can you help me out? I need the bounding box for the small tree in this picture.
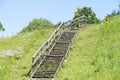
[80,7,100,24]
[73,7,100,27]
[104,10,117,22]
[105,4,120,22]
[55,21,62,27]
[74,7,81,19]
[111,10,117,16]
[20,18,54,33]
[0,22,5,32]
[73,7,82,27]
[117,4,120,15]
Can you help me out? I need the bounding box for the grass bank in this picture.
[0,28,54,80]
[56,16,120,80]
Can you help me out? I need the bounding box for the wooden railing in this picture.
[32,23,64,67]
[30,16,86,75]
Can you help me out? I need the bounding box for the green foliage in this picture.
[57,15,120,80]
[104,10,117,22]
[74,7,81,19]
[0,22,5,31]
[116,4,120,15]
[55,21,62,27]
[21,18,55,33]
[73,7,100,27]
[104,4,120,22]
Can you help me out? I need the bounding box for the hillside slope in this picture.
[0,18,55,80]
[0,16,120,80]
[56,16,120,80]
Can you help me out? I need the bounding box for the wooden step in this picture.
[45,55,64,57]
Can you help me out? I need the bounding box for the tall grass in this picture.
[56,15,120,80]
[0,28,54,80]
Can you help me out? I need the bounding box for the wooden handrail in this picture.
[32,41,47,64]
[31,16,87,75]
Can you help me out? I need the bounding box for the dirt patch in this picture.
[0,47,23,57]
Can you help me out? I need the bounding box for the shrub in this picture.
[20,18,54,33]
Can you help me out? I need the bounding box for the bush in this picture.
[20,18,55,33]
[0,22,5,31]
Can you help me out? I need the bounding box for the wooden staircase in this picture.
[30,16,86,80]
[31,29,78,79]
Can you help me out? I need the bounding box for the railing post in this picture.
[32,57,34,64]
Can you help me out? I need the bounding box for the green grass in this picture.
[56,15,120,80]
[0,28,54,80]
[1,15,120,80]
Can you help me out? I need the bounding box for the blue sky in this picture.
[0,0,119,37]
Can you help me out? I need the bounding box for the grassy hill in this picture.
[0,15,120,80]
[0,18,55,80]
[56,15,120,80]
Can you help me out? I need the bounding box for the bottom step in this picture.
[32,55,64,78]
